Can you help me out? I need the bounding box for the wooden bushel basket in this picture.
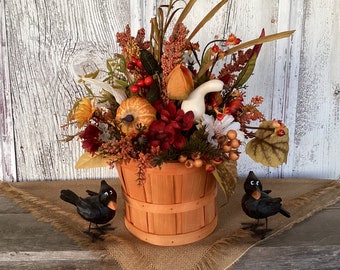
[116,161,217,246]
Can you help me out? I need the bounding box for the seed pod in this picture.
[184,159,194,168]
[227,130,237,140]
[193,159,203,168]
[229,151,240,161]
[223,144,232,153]
[230,139,240,148]
[178,155,188,163]
[191,152,201,160]
[216,134,227,145]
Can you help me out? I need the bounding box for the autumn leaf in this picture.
[75,152,109,169]
[245,121,289,167]
[212,159,238,199]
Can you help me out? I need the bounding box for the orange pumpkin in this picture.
[115,96,157,135]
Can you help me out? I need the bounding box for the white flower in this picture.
[200,114,244,146]
[98,123,111,142]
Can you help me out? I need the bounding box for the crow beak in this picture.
[251,187,261,200]
[107,200,117,210]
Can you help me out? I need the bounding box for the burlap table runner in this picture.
[1,178,339,269]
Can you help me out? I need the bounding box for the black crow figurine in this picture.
[60,180,117,239]
[241,171,290,236]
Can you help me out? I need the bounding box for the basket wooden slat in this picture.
[116,161,217,246]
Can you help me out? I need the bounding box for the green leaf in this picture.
[212,160,238,199]
[114,79,129,88]
[106,59,113,73]
[245,121,289,167]
[140,49,161,75]
[84,85,95,96]
[84,69,99,79]
[233,52,258,88]
[196,48,213,83]
[233,29,265,88]
[201,48,213,71]
[146,82,160,102]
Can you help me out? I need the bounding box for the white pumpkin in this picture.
[181,79,224,121]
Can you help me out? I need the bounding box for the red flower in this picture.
[148,120,175,151]
[79,125,102,155]
[181,110,194,130]
[224,97,243,115]
[173,134,187,149]
[146,101,194,150]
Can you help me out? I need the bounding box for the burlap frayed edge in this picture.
[193,181,340,270]
[0,182,124,269]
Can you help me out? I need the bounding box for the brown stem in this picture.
[244,126,275,131]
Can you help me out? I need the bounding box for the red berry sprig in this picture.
[129,76,154,95]
[126,56,155,95]
[272,120,286,137]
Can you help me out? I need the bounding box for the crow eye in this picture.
[104,191,108,196]
[250,180,255,185]
[256,181,260,186]
[109,190,113,195]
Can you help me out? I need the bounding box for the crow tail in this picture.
[280,207,291,218]
[60,189,80,206]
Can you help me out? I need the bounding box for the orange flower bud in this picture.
[226,33,241,45]
[166,64,194,100]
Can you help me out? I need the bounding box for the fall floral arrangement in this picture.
[62,0,293,197]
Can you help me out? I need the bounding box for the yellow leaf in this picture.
[245,121,289,167]
[75,152,109,169]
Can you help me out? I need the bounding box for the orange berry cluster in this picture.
[218,130,241,161]
[178,153,204,169]
[177,129,241,173]
[178,153,222,173]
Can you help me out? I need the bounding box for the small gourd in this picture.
[115,96,156,135]
[181,79,224,121]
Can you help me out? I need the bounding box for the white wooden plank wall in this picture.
[0,0,339,181]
